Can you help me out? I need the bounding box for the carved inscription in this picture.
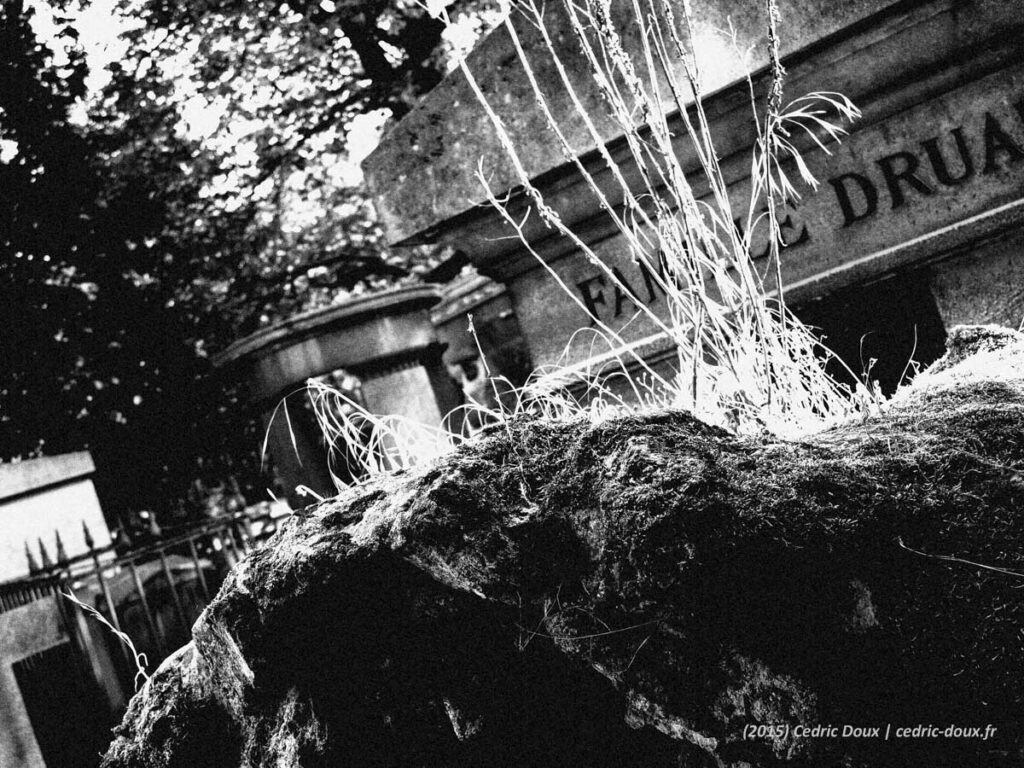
[577,94,1024,323]
[829,103,1024,226]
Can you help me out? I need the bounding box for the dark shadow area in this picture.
[243,555,692,768]
[14,642,115,768]
[793,271,948,396]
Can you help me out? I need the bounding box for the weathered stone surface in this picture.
[363,0,899,245]
[930,229,1024,331]
[103,326,1024,767]
[502,54,1024,370]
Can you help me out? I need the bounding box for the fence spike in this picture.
[55,529,69,564]
[38,538,54,570]
[82,520,95,551]
[26,541,40,574]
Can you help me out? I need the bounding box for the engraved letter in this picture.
[921,128,974,186]
[576,274,607,323]
[876,151,934,209]
[828,172,878,226]
[611,267,642,317]
[982,112,1024,174]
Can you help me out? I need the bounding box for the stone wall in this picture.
[0,453,112,581]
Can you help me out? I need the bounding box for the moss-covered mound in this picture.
[102,326,1024,768]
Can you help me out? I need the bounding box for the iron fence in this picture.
[2,507,286,683]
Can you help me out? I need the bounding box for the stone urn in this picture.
[213,285,460,503]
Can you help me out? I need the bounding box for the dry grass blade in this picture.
[429,0,871,437]
[63,589,150,691]
[302,0,874,493]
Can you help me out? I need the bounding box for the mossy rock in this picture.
[102,326,1024,768]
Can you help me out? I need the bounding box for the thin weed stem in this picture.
[63,590,150,691]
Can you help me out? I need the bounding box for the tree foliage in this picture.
[0,0,482,523]
[0,0,261,522]
[104,0,496,343]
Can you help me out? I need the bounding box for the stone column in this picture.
[357,354,455,427]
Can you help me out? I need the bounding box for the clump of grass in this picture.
[300,326,674,490]
[300,0,872,491]
[305,377,457,488]
[431,0,868,437]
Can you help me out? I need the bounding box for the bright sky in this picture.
[2,1,131,160]
[27,0,135,116]
[14,0,394,181]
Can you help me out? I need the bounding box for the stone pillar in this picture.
[359,359,453,426]
[0,453,113,582]
[929,228,1024,331]
[430,270,533,432]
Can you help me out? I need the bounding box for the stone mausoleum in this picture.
[363,0,1024,397]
